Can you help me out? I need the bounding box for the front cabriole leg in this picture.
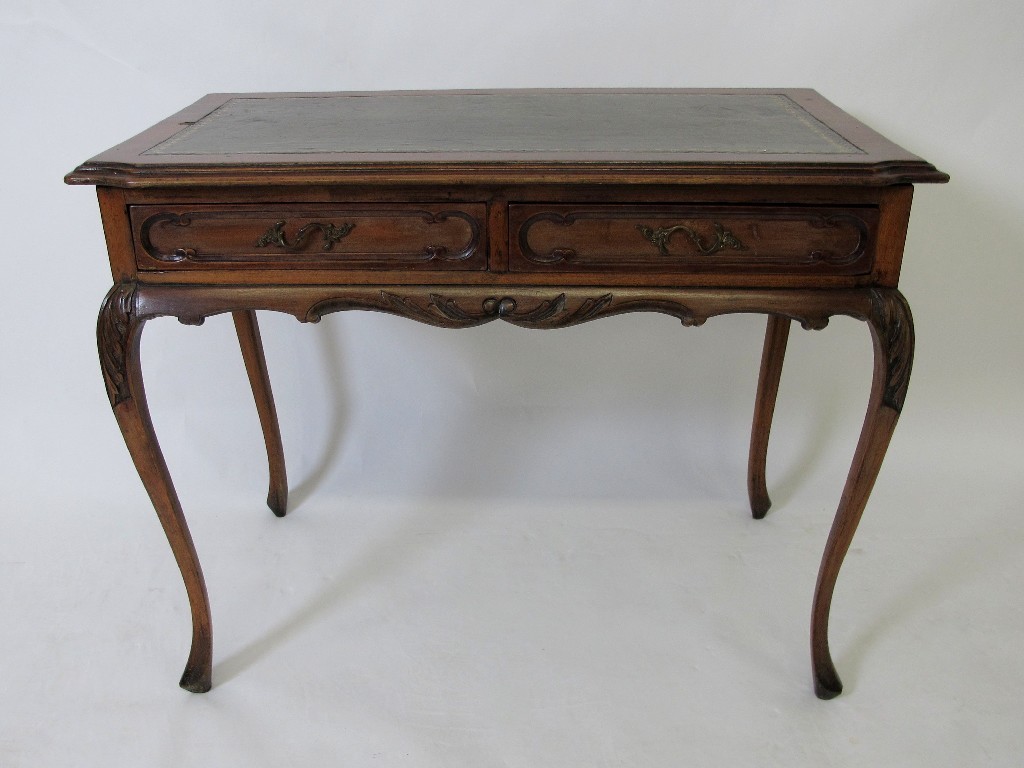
[98,282,213,692]
[810,289,914,699]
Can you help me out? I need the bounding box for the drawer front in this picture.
[509,205,878,275]
[131,204,486,271]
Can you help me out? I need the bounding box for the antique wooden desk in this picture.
[67,89,947,698]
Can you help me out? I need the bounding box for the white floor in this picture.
[4,316,1022,766]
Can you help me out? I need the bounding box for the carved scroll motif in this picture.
[97,282,137,407]
[253,210,479,261]
[518,209,872,268]
[302,290,704,329]
[138,213,198,262]
[383,291,619,328]
[140,208,481,264]
[636,222,745,256]
[807,214,870,266]
[416,210,482,262]
[516,212,584,263]
[255,220,356,251]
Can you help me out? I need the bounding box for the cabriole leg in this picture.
[748,314,791,519]
[810,290,914,699]
[98,283,213,692]
[233,310,288,517]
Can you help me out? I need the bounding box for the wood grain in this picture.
[98,283,212,692]
[131,203,486,271]
[509,204,877,275]
[72,90,944,698]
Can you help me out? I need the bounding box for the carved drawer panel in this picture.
[130,204,486,271]
[509,204,878,275]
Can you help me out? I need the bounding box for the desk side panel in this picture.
[97,188,138,282]
[872,185,914,287]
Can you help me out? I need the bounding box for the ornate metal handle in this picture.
[636,222,743,256]
[256,220,355,251]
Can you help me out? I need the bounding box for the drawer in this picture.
[131,204,487,271]
[509,205,878,275]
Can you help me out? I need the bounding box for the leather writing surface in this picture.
[145,93,862,157]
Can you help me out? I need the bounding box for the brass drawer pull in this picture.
[636,222,744,256]
[256,220,355,251]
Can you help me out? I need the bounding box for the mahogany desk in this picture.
[66,89,947,698]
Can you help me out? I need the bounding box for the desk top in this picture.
[66,89,947,187]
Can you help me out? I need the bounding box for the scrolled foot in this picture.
[808,289,913,701]
[813,661,843,699]
[179,663,212,693]
[100,283,215,693]
[178,626,213,692]
[750,493,771,520]
[267,487,288,518]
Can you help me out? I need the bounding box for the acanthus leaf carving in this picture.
[429,293,488,324]
[97,282,137,408]
[509,294,565,324]
[307,291,626,329]
[868,289,914,413]
[528,292,614,327]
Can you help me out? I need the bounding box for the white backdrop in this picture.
[2,1,1023,766]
